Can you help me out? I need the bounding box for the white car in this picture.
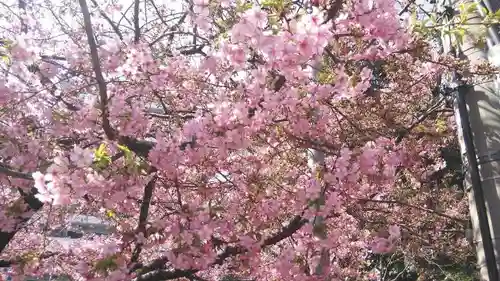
[47,215,114,251]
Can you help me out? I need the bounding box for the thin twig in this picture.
[78,0,116,140]
[360,198,467,223]
[89,0,124,40]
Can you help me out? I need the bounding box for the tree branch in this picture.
[187,273,209,281]
[322,0,344,25]
[137,215,308,281]
[131,175,158,264]
[395,96,445,143]
[0,164,33,180]
[78,0,116,140]
[0,259,11,267]
[359,198,467,223]
[398,0,417,16]
[166,45,207,57]
[118,136,155,158]
[0,188,43,253]
[0,164,44,253]
[134,0,141,43]
[262,215,308,247]
[18,0,27,33]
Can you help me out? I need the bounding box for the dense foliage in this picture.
[0,0,497,280]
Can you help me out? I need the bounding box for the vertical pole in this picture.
[443,0,500,279]
[454,73,500,281]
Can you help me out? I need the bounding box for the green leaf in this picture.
[19,251,39,266]
[459,12,468,24]
[0,38,13,47]
[458,3,466,13]
[262,0,291,12]
[94,143,111,169]
[118,144,133,159]
[453,27,466,46]
[262,0,278,8]
[318,70,335,84]
[118,144,141,173]
[105,209,116,218]
[410,9,417,25]
[430,13,437,24]
[236,0,252,12]
[94,255,118,273]
[495,9,500,19]
[95,143,107,157]
[0,55,11,65]
[467,2,478,13]
[435,119,448,133]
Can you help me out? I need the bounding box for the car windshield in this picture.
[72,223,113,235]
[45,215,114,240]
[47,227,83,239]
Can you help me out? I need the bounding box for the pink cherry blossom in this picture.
[69,146,94,168]
[0,0,471,280]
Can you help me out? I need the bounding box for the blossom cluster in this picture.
[0,0,471,280]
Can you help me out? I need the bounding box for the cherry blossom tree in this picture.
[0,0,496,280]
